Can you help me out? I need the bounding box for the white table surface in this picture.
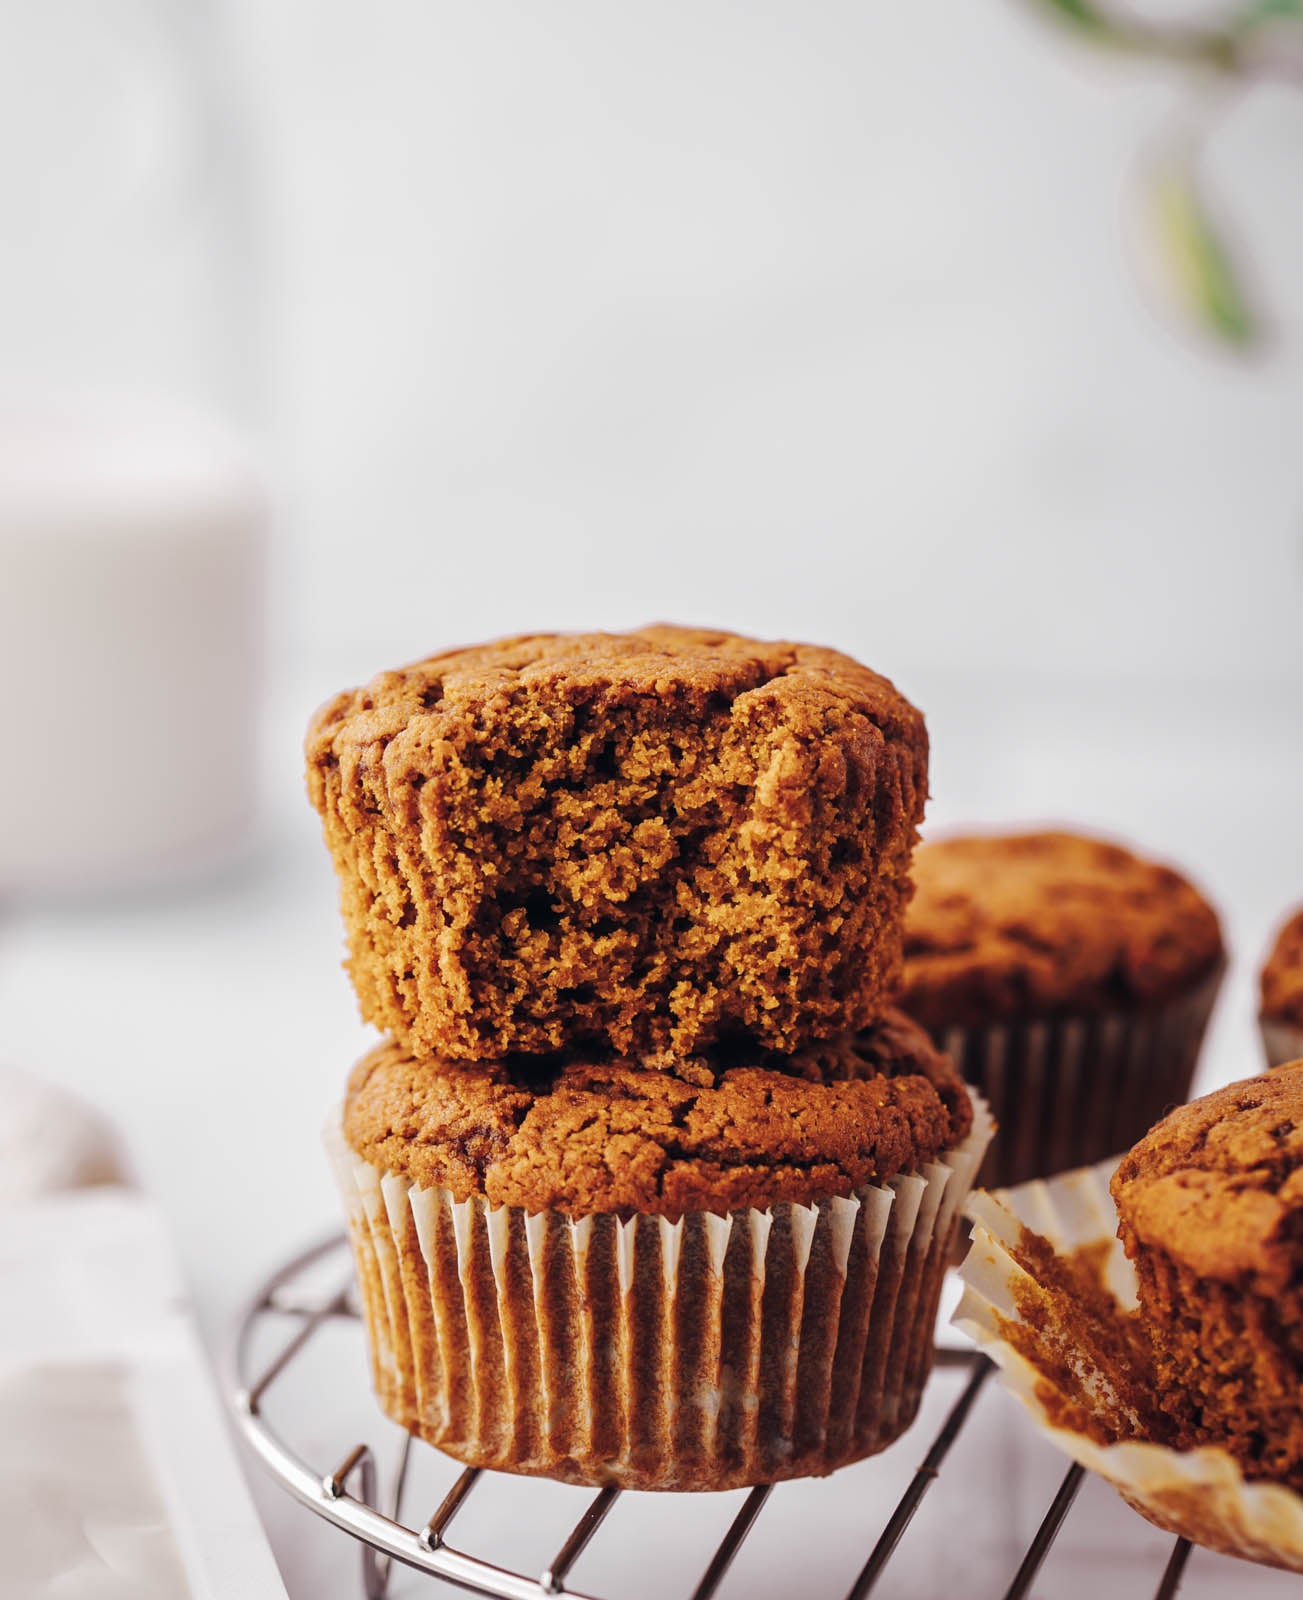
[2,660,1300,1599]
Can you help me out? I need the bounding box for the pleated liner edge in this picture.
[933,964,1223,1191]
[326,1093,993,1491]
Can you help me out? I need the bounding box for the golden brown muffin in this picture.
[1261,909,1303,1069]
[328,1011,990,1490]
[902,830,1224,1030]
[342,1011,973,1218]
[1111,1063,1303,1490]
[307,627,928,1061]
[1262,908,1303,1029]
[899,829,1224,1188]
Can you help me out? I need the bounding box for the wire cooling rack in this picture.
[225,1234,1278,1600]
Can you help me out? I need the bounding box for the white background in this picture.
[2,0,1303,1595]
[2,0,1302,686]
[225,0,1303,688]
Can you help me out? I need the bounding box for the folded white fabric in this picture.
[0,1064,126,1203]
[0,1074,286,1599]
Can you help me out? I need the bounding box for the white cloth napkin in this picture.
[0,1064,127,1202]
[0,1069,287,1600]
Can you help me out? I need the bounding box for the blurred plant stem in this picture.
[1027,0,1303,346]
[1034,0,1303,77]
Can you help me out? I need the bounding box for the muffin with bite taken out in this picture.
[306,627,928,1065]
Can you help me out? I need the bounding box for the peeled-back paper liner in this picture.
[1261,1018,1303,1073]
[933,962,1223,1190]
[325,1095,992,1492]
[954,1162,1303,1572]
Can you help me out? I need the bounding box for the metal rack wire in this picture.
[225,1234,1207,1600]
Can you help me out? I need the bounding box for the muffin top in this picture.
[901,830,1223,1029]
[341,1010,973,1218]
[1261,907,1303,1028]
[1111,1062,1303,1295]
[306,625,926,770]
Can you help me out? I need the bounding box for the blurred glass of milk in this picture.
[0,0,265,893]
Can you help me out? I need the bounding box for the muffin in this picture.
[1111,1063,1303,1490]
[306,627,928,1062]
[957,1104,1303,1571]
[327,1012,991,1491]
[901,830,1224,1187]
[1260,907,1303,1069]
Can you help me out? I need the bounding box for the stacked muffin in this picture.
[307,627,990,1490]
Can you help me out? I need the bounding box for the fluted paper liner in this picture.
[326,1095,991,1491]
[933,962,1223,1189]
[955,1162,1303,1572]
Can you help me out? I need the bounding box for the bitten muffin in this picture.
[327,1011,990,1491]
[1260,907,1303,1069]
[1111,1063,1303,1491]
[307,627,928,1061]
[901,830,1224,1187]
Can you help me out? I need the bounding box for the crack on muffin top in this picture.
[341,1009,971,1218]
[901,830,1224,1029]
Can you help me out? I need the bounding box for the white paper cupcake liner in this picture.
[1260,1018,1303,1073]
[932,963,1223,1189]
[326,1095,992,1491]
[954,1162,1303,1572]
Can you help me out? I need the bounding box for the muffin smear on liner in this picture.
[955,1062,1303,1573]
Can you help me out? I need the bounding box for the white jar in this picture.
[0,399,265,893]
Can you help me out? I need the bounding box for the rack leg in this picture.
[323,1442,393,1599]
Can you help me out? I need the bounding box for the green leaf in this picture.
[1026,0,1115,36]
[1149,164,1259,347]
[1234,0,1303,32]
